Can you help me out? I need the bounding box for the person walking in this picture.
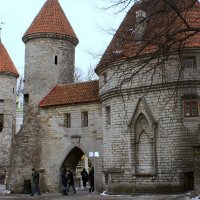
[31,168,41,196]
[89,167,94,193]
[81,168,88,188]
[66,169,76,194]
[4,171,8,190]
[61,169,68,195]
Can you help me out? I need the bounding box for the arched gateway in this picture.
[61,147,92,189]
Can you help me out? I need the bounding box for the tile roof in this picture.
[23,0,78,44]
[39,80,100,108]
[96,0,200,71]
[0,41,19,78]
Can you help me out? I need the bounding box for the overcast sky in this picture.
[0,0,128,76]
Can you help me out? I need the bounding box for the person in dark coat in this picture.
[61,169,68,195]
[31,168,41,196]
[89,167,94,193]
[81,168,88,188]
[66,169,76,194]
[4,171,8,190]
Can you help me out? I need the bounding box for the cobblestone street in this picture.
[0,185,196,200]
[0,193,191,200]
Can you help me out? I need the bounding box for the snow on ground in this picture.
[186,195,200,200]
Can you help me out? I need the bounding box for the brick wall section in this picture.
[0,75,16,177]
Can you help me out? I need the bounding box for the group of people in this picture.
[61,167,94,195]
[29,167,94,196]
[81,167,94,193]
[61,169,76,195]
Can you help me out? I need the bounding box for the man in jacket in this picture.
[31,168,41,196]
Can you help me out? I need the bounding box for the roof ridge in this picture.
[58,80,99,87]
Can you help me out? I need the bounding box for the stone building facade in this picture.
[0,42,18,178]
[3,0,200,195]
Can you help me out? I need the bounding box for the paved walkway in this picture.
[0,184,6,193]
[0,185,197,200]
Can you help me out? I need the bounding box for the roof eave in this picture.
[96,46,200,74]
[0,71,19,78]
[39,99,101,109]
[22,32,79,46]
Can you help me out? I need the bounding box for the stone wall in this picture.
[38,102,103,192]
[98,51,200,194]
[0,75,17,179]
[24,37,75,107]
[193,146,200,192]
[9,106,42,193]
[102,90,196,194]
[9,102,103,193]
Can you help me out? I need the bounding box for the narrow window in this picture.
[0,100,4,103]
[105,106,111,125]
[103,72,107,83]
[54,55,58,65]
[182,57,196,69]
[104,173,108,185]
[0,114,3,132]
[24,94,29,105]
[64,113,71,128]
[13,88,15,94]
[82,111,88,127]
[184,100,198,117]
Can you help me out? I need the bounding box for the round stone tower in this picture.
[22,0,78,109]
[0,41,19,175]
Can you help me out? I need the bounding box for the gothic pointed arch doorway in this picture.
[61,147,92,189]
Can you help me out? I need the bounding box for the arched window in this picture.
[134,113,154,175]
[136,131,153,174]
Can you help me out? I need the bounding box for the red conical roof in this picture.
[0,41,19,78]
[23,0,78,44]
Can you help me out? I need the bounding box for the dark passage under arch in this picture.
[61,147,84,172]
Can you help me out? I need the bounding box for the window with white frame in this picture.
[182,57,196,69]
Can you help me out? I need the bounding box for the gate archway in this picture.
[61,147,92,189]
